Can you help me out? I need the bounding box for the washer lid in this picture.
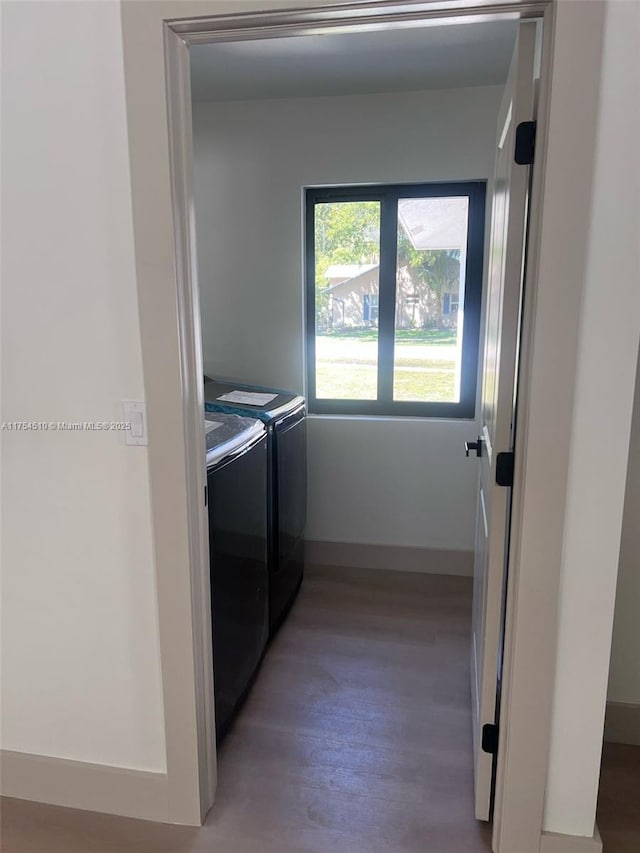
[204,377,305,423]
[205,413,265,466]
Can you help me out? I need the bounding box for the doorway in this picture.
[119,0,593,847]
[184,10,536,850]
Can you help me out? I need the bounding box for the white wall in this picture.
[608,351,640,706]
[193,86,502,556]
[543,0,640,836]
[1,0,166,772]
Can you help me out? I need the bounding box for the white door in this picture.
[469,21,537,821]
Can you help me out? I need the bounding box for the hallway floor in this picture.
[2,565,491,853]
[597,741,640,853]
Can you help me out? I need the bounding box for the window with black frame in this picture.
[305,182,486,418]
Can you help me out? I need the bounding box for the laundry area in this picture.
[192,17,524,852]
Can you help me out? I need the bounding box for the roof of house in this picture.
[323,263,380,294]
[324,263,379,281]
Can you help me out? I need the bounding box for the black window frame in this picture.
[305,181,486,419]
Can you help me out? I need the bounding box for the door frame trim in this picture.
[120,0,602,846]
[490,2,608,849]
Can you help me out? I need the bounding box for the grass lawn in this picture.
[321,327,457,346]
[315,332,458,402]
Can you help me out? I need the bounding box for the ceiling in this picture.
[190,21,518,103]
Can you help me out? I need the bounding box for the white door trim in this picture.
[163,24,217,819]
[119,0,608,845]
[490,2,609,849]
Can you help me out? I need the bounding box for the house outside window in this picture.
[305,182,486,418]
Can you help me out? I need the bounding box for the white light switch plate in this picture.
[123,400,148,446]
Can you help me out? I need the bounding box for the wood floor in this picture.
[597,741,640,853]
[2,565,491,853]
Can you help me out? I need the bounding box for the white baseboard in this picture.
[604,700,640,745]
[305,540,473,576]
[540,826,602,853]
[0,749,169,822]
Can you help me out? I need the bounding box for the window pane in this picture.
[393,197,469,403]
[314,201,380,400]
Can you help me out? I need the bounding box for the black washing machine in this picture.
[204,378,306,637]
[205,413,268,742]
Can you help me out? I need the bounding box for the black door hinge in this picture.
[482,723,499,755]
[204,484,208,507]
[515,120,537,165]
[496,452,515,487]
